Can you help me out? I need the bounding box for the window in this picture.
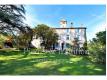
[66,35,69,40]
[67,29,69,32]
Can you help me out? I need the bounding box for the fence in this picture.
[72,49,89,55]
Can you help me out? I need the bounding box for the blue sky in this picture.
[24,5,106,41]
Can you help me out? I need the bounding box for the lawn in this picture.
[0,50,106,75]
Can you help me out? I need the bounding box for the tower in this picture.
[59,19,67,50]
[60,19,67,28]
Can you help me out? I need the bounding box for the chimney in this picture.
[71,22,73,27]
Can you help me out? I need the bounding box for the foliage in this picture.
[83,41,87,50]
[0,5,34,49]
[34,24,58,49]
[0,5,25,48]
[0,33,9,48]
[0,5,25,32]
[88,31,106,64]
[16,27,34,49]
[95,31,106,45]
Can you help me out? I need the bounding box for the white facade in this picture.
[31,19,86,49]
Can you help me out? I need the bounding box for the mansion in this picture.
[31,19,87,50]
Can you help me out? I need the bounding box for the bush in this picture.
[88,31,106,64]
[66,48,72,53]
[83,41,87,50]
[88,41,106,64]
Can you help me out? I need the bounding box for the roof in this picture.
[53,27,87,29]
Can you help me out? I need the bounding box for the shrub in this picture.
[88,31,106,64]
[88,42,106,64]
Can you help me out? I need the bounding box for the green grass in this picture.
[0,50,106,75]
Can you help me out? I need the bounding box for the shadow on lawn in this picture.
[0,51,106,75]
[0,50,23,56]
[23,56,106,75]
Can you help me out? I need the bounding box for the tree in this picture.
[96,31,106,45]
[0,5,25,23]
[45,28,58,49]
[34,24,58,49]
[16,26,34,49]
[0,5,34,49]
[0,5,26,47]
[88,30,106,64]
[0,5,25,31]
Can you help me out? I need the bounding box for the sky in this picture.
[24,5,106,41]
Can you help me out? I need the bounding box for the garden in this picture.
[0,49,106,75]
[0,5,106,75]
